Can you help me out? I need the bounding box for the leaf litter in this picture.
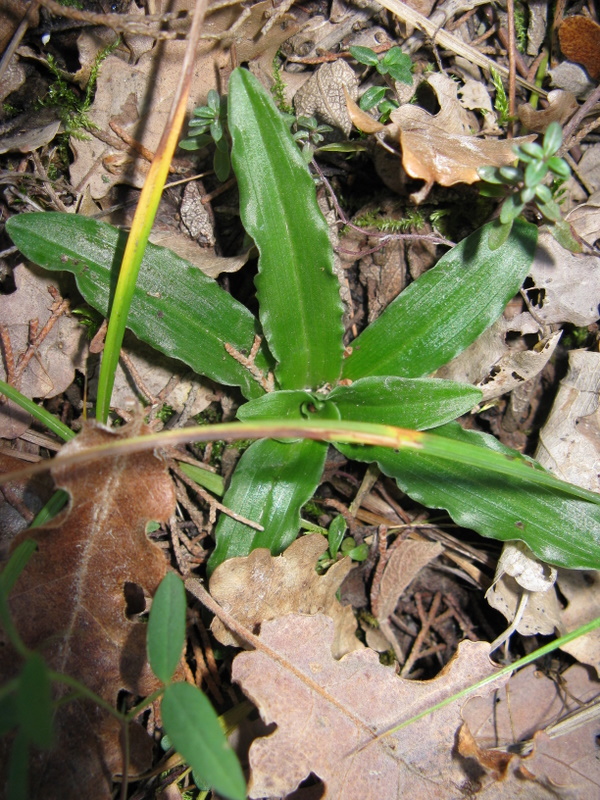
[0,419,176,799]
[2,0,600,797]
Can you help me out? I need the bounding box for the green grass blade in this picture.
[342,219,537,380]
[16,654,53,749]
[0,379,74,441]
[161,682,246,800]
[229,68,344,390]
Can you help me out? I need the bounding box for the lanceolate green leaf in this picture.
[329,376,481,429]
[228,68,344,390]
[208,438,328,572]
[6,213,268,400]
[161,682,246,800]
[337,422,600,569]
[342,219,537,380]
[147,573,186,685]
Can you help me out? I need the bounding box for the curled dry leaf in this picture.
[0,419,176,800]
[385,74,535,192]
[374,539,442,659]
[210,534,361,658]
[486,542,561,639]
[233,614,508,799]
[294,60,359,136]
[518,89,578,132]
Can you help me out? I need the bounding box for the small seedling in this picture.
[478,121,577,250]
[350,45,414,85]
[180,89,231,181]
[289,115,333,163]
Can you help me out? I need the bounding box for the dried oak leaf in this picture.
[462,663,600,796]
[0,419,176,800]
[386,74,535,191]
[232,614,508,799]
[210,534,361,658]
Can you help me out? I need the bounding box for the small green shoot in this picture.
[478,121,578,250]
[180,89,231,181]
[490,68,510,128]
[291,115,333,163]
[148,573,246,800]
[349,46,414,85]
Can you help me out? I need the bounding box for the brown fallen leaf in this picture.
[0,419,176,799]
[559,15,600,81]
[518,89,578,132]
[373,539,443,660]
[232,613,508,799]
[294,60,359,136]
[210,534,362,658]
[70,0,298,198]
[0,264,87,438]
[462,663,600,796]
[386,74,535,195]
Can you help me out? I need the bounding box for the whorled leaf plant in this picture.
[5,68,600,574]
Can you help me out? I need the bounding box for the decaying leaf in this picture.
[70,0,297,198]
[536,349,600,493]
[486,542,561,639]
[434,312,559,403]
[558,15,600,81]
[385,74,535,194]
[294,60,359,136]
[535,350,600,674]
[462,663,600,797]
[527,228,600,327]
[210,534,361,658]
[0,264,87,438]
[518,89,578,132]
[556,570,600,676]
[0,419,176,799]
[374,539,443,659]
[233,614,508,799]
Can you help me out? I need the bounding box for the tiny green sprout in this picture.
[350,45,414,85]
[180,90,231,181]
[490,68,510,128]
[290,115,333,163]
[478,122,579,251]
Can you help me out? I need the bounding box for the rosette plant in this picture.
[6,69,600,573]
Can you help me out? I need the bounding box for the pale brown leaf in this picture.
[0,419,176,799]
[463,663,600,797]
[294,60,359,136]
[386,74,535,188]
[518,89,578,133]
[210,534,361,658]
[233,613,508,799]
